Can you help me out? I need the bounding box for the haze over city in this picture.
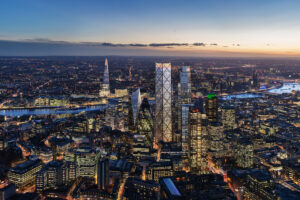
[1,0,300,57]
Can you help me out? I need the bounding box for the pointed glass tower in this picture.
[99,58,110,97]
[131,88,142,126]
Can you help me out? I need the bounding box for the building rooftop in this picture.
[10,159,41,174]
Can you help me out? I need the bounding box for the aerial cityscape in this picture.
[0,1,300,200]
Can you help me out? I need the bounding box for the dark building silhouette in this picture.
[205,94,218,122]
[97,159,109,190]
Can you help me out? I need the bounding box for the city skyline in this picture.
[1,0,300,57]
[0,1,300,199]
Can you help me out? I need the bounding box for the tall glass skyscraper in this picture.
[131,88,142,126]
[189,102,209,174]
[155,63,172,145]
[178,66,192,104]
[177,66,192,139]
[137,98,154,147]
[181,104,192,153]
[99,58,110,97]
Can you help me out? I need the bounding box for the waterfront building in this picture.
[114,88,129,98]
[99,58,110,97]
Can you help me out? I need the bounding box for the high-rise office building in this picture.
[252,71,259,89]
[131,88,142,126]
[99,58,110,97]
[221,106,237,130]
[97,159,109,190]
[208,122,224,158]
[154,63,172,145]
[189,105,208,173]
[181,104,193,153]
[236,139,254,168]
[177,66,192,142]
[137,98,154,147]
[205,94,218,122]
[178,66,192,104]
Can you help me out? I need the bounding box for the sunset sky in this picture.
[1,0,300,57]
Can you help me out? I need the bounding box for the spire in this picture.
[99,58,110,97]
[105,58,108,69]
[103,58,109,84]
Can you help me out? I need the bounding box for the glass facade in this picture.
[99,58,110,97]
[181,104,192,153]
[137,98,154,147]
[131,88,142,125]
[155,63,172,144]
[177,66,192,138]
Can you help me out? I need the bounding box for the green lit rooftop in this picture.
[207,94,216,99]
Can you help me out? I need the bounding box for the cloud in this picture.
[7,39,219,48]
[0,39,229,56]
[193,42,206,46]
[149,43,188,47]
[23,38,70,44]
[0,39,298,57]
[100,42,127,47]
[129,43,148,47]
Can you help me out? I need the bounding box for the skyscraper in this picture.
[181,104,192,153]
[205,94,218,122]
[97,159,109,190]
[155,63,172,145]
[177,66,192,146]
[221,106,237,130]
[188,99,208,173]
[208,122,224,158]
[131,88,142,126]
[137,98,154,147]
[252,70,259,89]
[178,66,192,104]
[99,58,110,97]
